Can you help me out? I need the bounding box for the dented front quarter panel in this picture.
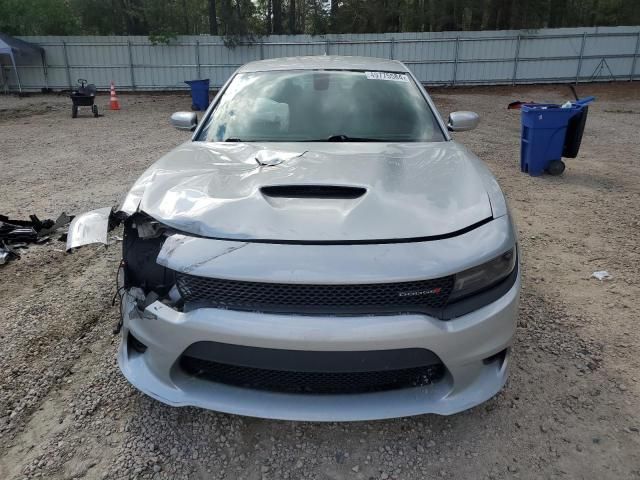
[65,207,114,251]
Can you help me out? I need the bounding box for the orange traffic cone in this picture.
[109,81,120,110]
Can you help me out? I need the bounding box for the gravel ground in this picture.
[0,84,639,480]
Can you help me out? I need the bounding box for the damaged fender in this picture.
[66,207,117,251]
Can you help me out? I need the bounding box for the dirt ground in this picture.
[0,83,639,480]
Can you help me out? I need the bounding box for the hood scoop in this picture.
[260,185,367,200]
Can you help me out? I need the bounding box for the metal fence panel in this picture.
[2,26,639,92]
[517,58,580,82]
[519,35,583,58]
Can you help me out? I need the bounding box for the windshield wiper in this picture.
[222,136,396,142]
[326,134,387,142]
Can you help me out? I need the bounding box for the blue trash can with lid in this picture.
[185,79,210,111]
[520,96,595,176]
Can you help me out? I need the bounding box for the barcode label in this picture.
[365,71,409,82]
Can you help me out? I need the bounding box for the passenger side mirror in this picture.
[170,111,198,131]
[447,111,480,132]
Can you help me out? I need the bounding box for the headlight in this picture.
[449,248,516,302]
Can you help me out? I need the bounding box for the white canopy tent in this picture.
[0,33,48,93]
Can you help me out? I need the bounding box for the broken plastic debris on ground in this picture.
[0,213,73,264]
[591,270,612,281]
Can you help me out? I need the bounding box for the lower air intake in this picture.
[180,356,445,394]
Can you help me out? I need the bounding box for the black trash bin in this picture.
[70,79,98,118]
[563,105,589,158]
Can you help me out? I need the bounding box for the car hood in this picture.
[122,141,496,242]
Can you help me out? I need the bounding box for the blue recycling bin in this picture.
[520,96,595,176]
[185,79,210,111]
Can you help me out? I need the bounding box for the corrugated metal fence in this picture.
[3,26,640,92]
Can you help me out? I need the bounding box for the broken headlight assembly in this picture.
[121,213,175,300]
[448,248,516,302]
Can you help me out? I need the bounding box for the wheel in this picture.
[547,159,566,176]
[72,105,78,118]
[92,104,99,117]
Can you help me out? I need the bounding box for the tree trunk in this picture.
[548,0,567,28]
[265,0,272,34]
[220,0,231,34]
[499,0,512,29]
[182,0,190,34]
[209,0,218,35]
[330,0,339,33]
[428,0,435,31]
[121,0,147,35]
[289,0,296,34]
[272,0,283,34]
[591,0,599,26]
[509,0,518,29]
[484,0,499,30]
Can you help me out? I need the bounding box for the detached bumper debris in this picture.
[0,213,74,264]
[65,207,124,251]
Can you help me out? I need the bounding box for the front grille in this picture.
[175,272,455,315]
[180,356,445,394]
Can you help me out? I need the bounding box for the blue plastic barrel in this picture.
[520,96,595,176]
[185,79,210,111]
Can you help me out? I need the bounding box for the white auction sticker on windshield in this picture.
[365,71,409,82]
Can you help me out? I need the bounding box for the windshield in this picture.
[198,70,445,142]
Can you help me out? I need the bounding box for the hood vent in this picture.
[261,185,367,199]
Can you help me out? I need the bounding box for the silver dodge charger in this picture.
[68,56,520,421]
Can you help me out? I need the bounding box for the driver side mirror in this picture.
[170,111,198,131]
[447,111,480,132]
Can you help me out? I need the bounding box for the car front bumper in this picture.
[117,269,519,421]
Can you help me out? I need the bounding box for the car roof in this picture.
[237,55,409,74]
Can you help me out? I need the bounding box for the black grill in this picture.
[180,356,445,394]
[175,273,454,315]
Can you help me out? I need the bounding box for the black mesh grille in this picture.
[175,273,454,315]
[180,356,445,394]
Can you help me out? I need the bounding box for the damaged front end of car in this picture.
[66,208,183,335]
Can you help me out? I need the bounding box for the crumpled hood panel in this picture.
[128,141,494,241]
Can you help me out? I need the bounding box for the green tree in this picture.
[0,0,79,35]
[2,0,639,37]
